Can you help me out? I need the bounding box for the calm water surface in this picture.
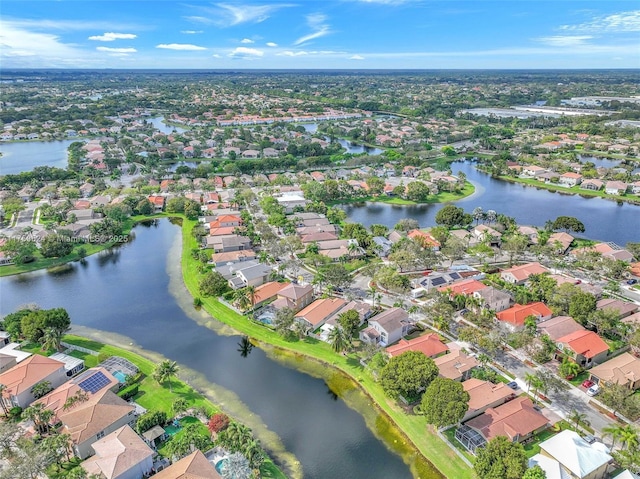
[0,139,76,175]
[0,219,416,479]
[342,161,640,245]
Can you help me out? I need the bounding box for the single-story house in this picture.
[537,316,584,341]
[462,378,516,421]
[596,298,638,319]
[556,330,610,368]
[438,278,487,297]
[386,333,449,359]
[210,250,256,266]
[295,298,346,331]
[547,232,574,254]
[581,179,604,191]
[500,262,550,285]
[434,350,478,382]
[251,281,290,308]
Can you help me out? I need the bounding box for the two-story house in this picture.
[360,308,410,347]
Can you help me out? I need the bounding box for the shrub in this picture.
[208,413,230,433]
[136,410,167,433]
[117,384,139,401]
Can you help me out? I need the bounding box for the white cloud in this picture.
[536,35,593,47]
[294,13,332,45]
[278,50,309,57]
[97,46,137,53]
[4,17,145,32]
[212,54,222,58]
[240,38,254,43]
[156,43,207,51]
[560,10,640,32]
[266,42,278,47]
[229,46,264,58]
[181,30,203,34]
[187,3,294,27]
[350,54,365,60]
[88,32,137,42]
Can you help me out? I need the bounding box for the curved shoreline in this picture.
[177,216,472,479]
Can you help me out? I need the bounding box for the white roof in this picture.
[616,471,640,479]
[50,352,84,372]
[528,454,569,479]
[0,343,32,363]
[539,430,612,478]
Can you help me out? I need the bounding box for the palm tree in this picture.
[568,410,589,430]
[233,289,251,312]
[40,328,63,352]
[172,398,188,416]
[477,354,490,367]
[23,403,54,435]
[524,372,537,392]
[603,423,626,449]
[621,425,640,450]
[368,286,378,308]
[30,380,52,399]
[329,327,349,354]
[154,360,179,393]
[245,285,257,311]
[559,359,581,380]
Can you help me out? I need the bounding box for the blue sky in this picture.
[1,1,639,69]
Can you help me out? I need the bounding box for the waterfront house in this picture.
[386,333,449,359]
[461,378,516,421]
[81,425,154,479]
[605,180,628,195]
[434,349,478,382]
[529,430,612,479]
[581,179,604,191]
[295,298,346,332]
[152,450,222,479]
[0,354,68,409]
[547,232,574,254]
[559,172,583,187]
[360,307,410,347]
[273,283,314,312]
[210,250,256,266]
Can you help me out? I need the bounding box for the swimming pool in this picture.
[113,370,127,383]
[215,458,227,474]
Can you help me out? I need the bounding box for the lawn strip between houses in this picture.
[179,217,473,479]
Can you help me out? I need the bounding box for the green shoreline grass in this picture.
[179,217,472,479]
[60,334,285,479]
[333,181,475,206]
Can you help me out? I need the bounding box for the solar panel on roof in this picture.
[78,371,110,394]
[449,272,461,280]
[431,277,446,286]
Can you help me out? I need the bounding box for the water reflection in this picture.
[237,336,254,358]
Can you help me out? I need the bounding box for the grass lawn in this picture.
[523,428,557,458]
[568,371,590,387]
[181,217,472,479]
[330,181,475,207]
[442,427,475,464]
[67,349,99,368]
[157,416,213,458]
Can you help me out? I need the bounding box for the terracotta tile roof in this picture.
[496,302,552,327]
[537,316,584,341]
[462,378,514,412]
[81,425,153,479]
[438,278,487,296]
[295,298,346,327]
[252,281,289,306]
[278,283,313,301]
[60,389,135,445]
[152,450,221,479]
[0,354,65,397]
[466,396,548,442]
[407,229,441,247]
[557,330,609,359]
[500,262,549,282]
[386,333,449,358]
[434,350,478,380]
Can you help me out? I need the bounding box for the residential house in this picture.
[325,300,373,327]
[548,232,574,254]
[0,354,67,409]
[372,236,393,257]
[152,450,222,479]
[407,229,441,250]
[605,181,628,195]
[251,282,289,308]
[0,353,16,374]
[438,278,487,297]
[386,334,449,359]
[500,262,550,285]
[529,430,612,479]
[631,181,640,195]
[517,226,539,245]
[276,194,308,213]
[461,378,516,421]
[473,225,502,247]
[360,307,410,347]
[300,232,338,244]
[272,283,314,312]
[228,263,273,289]
[537,316,584,341]
[210,250,256,266]
[496,302,553,331]
[81,425,154,479]
[295,298,346,331]
[465,396,549,445]
[556,330,610,368]
[205,234,251,253]
[434,349,478,382]
[559,172,583,187]
[473,287,512,312]
[596,298,638,319]
[59,388,136,459]
[589,352,640,391]
[581,179,604,191]
[147,196,165,212]
[90,195,111,208]
[522,165,548,177]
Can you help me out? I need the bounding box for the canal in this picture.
[0,219,422,479]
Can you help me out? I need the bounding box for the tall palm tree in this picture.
[329,327,349,354]
[568,410,589,430]
[40,328,64,352]
[245,285,257,311]
[154,360,179,393]
[603,423,626,449]
[369,287,377,308]
[233,289,251,312]
[621,425,640,450]
[524,372,537,392]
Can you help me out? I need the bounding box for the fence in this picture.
[60,341,99,356]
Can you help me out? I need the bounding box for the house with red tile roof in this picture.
[0,354,68,408]
[251,281,290,308]
[152,450,221,479]
[500,262,550,285]
[462,378,516,421]
[407,229,441,250]
[295,298,346,331]
[434,350,478,382]
[147,195,165,212]
[386,333,449,359]
[438,278,487,297]
[496,302,553,331]
[556,330,610,368]
[559,172,583,187]
[465,397,549,446]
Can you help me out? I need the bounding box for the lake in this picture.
[301,123,383,155]
[0,219,422,479]
[0,139,76,175]
[146,116,187,135]
[342,161,640,246]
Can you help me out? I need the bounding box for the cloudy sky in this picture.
[1,1,638,69]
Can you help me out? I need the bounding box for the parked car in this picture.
[582,379,594,389]
[587,384,600,396]
[628,279,638,285]
[507,381,519,390]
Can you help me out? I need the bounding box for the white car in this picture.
[586,384,600,396]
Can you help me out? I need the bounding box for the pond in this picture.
[0,139,76,175]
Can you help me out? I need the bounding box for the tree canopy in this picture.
[421,377,469,427]
[474,436,528,479]
[380,351,438,401]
